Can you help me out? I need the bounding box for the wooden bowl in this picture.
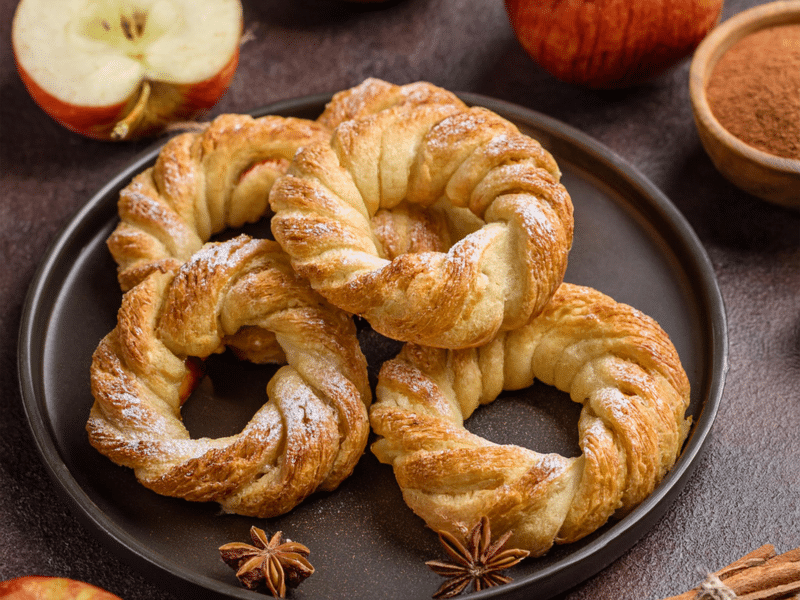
[689,1,800,209]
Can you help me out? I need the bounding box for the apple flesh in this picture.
[0,576,123,599]
[12,0,243,140]
[505,0,723,88]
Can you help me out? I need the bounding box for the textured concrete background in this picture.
[1,0,798,598]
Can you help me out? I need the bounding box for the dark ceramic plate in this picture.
[19,93,727,600]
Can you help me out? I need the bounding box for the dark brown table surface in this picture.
[2,0,798,598]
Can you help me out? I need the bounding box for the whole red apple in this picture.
[505,0,723,88]
[12,0,243,140]
[0,576,123,599]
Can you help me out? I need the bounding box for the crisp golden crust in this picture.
[87,235,371,518]
[107,114,331,291]
[317,77,465,130]
[369,283,691,556]
[270,79,574,349]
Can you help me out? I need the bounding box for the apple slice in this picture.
[12,0,243,140]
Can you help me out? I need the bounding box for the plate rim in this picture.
[17,91,728,600]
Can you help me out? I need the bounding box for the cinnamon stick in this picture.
[660,544,800,600]
[724,561,800,596]
[737,580,800,600]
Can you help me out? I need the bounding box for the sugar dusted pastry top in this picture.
[317,77,466,130]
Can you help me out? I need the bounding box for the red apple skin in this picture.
[15,66,128,139]
[178,356,206,406]
[176,49,240,109]
[14,49,239,140]
[505,0,723,88]
[0,576,123,599]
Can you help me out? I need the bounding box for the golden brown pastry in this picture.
[107,114,330,291]
[87,235,371,517]
[370,283,691,556]
[317,77,466,130]
[270,79,574,349]
[322,79,467,260]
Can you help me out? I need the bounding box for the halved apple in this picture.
[12,0,243,140]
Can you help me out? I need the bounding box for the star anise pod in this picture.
[425,516,530,598]
[219,526,314,597]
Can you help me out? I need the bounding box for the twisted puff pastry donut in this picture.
[370,283,691,556]
[270,79,574,349]
[87,235,371,517]
[107,114,329,291]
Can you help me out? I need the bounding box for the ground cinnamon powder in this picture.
[706,23,800,160]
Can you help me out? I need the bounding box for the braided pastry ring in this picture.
[270,80,574,349]
[370,283,691,556]
[107,113,330,291]
[87,235,371,518]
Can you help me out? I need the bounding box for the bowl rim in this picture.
[689,0,800,173]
